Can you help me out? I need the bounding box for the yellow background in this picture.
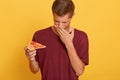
[0,0,120,80]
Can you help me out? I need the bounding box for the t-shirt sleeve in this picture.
[77,32,89,65]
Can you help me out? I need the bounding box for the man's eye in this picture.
[55,21,59,23]
[62,22,67,23]
[55,21,59,22]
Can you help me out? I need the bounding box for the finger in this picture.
[25,49,36,57]
[54,25,62,35]
[60,28,68,34]
[24,46,31,52]
[69,27,73,32]
[58,26,71,35]
[71,28,74,35]
[58,27,68,35]
[27,52,36,58]
[29,50,36,55]
[54,24,59,28]
[30,53,36,58]
[69,27,74,34]
[55,26,63,36]
[24,46,28,51]
[27,50,36,56]
[24,46,30,56]
[27,51,36,59]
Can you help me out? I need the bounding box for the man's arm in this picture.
[29,60,39,74]
[24,47,39,74]
[65,42,85,76]
[55,27,86,76]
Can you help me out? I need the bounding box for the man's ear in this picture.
[72,13,75,18]
[69,13,75,18]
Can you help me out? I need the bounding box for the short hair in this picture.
[52,0,75,18]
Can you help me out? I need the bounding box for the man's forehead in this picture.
[53,13,71,18]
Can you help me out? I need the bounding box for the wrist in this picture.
[65,42,74,49]
[29,58,36,62]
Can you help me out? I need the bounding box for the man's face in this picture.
[53,13,72,30]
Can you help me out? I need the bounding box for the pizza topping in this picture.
[28,41,46,50]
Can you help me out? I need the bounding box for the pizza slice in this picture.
[28,41,46,50]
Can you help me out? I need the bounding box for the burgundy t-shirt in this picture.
[32,27,89,80]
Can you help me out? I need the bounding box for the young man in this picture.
[25,0,89,80]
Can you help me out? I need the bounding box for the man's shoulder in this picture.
[34,27,51,35]
[75,28,88,37]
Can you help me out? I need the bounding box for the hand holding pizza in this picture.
[24,41,46,61]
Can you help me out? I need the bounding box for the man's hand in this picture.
[24,46,37,62]
[54,25,74,45]
[24,46,39,73]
